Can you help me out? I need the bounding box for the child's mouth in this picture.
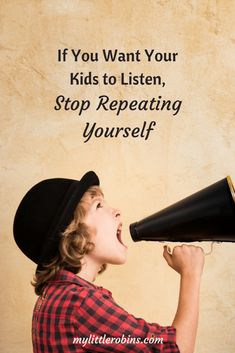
[116,223,127,248]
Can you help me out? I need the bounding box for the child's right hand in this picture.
[163,244,205,278]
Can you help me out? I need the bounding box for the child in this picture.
[13,171,204,353]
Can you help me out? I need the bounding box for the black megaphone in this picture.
[130,176,235,243]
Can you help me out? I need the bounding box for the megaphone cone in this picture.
[130,176,235,242]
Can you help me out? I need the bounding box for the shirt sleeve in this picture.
[72,287,180,353]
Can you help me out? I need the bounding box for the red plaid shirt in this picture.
[32,269,180,352]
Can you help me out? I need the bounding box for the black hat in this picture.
[13,171,99,265]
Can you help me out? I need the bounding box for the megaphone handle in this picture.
[204,241,218,256]
[163,241,220,256]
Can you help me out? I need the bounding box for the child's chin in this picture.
[111,254,127,265]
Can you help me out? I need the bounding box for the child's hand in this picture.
[163,244,205,278]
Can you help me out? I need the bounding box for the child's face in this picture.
[83,194,127,266]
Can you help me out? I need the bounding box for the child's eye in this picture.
[96,202,103,209]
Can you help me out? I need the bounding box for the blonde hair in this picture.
[32,186,106,296]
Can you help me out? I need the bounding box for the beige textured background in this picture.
[1,1,235,352]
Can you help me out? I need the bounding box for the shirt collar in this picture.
[50,269,112,297]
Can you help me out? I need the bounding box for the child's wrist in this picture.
[180,270,202,281]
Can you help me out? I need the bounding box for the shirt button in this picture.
[103,294,109,299]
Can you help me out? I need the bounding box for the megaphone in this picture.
[130,176,235,243]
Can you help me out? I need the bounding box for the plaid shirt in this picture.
[32,269,180,352]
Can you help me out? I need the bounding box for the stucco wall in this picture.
[1,1,235,352]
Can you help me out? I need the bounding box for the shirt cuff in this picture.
[146,324,177,344]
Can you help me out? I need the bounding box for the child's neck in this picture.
[78,256,101,283]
